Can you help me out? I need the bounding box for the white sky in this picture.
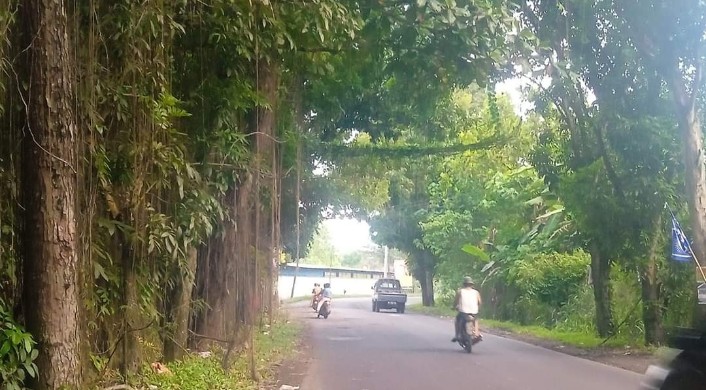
[324,80,529,254]
[496,78,534,116]
[323,218,375,255]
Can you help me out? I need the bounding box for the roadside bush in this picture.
[508,250,590,309]
[554,267,644,344]
[554,285,596,334]
[662,262,696,329]
[0,301,38,390]
[611,268,644,341]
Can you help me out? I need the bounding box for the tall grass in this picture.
[130,318,301,390]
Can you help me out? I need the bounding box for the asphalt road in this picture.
[290,297,645,390]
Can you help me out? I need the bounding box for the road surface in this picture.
[289,297,645,390]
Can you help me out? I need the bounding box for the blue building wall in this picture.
[277,264,391,297]
[279,265,386,279]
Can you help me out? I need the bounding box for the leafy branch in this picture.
[314,134,506,160]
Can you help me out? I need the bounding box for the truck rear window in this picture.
[378,280,400,289]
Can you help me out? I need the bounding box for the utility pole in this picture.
[383,246,389,278]
[289,140,301,298]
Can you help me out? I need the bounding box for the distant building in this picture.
[278,263,387,297]
[393,259,414,288]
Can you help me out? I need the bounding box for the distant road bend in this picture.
[288,297,644,390]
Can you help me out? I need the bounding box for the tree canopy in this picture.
[2,0,706,388]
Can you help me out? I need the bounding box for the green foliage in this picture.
[304,224,341,266]
[0,1,17,111]
[482,319,638,349]
[340,252,363,268]
[509,251,589,308]
[460,245,489,262]
[421,89,577,311]
[1,0,702,382]
[136,320,300,390]
[0,0,19,306]
[141,355,233,390]
[553,285,597,334]
[0,302,38,390]
[305,0,520,143]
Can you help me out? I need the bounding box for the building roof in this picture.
[282,263,385,273]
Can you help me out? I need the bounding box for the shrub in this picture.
[0,301,38,390]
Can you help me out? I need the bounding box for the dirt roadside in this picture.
[263,318,313,390]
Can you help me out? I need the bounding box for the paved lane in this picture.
[290,297,644,390]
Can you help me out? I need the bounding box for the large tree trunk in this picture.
[590,242,614,337]
[640,269,664,344]
[192,189,236,347]
[640,214,665,345]
[20,0,81,387]
[417,251,435,307]
[164,247,198,362]
[667,71,706,328]
[120,234,139,376]
[412,251,436,307]
[421,269,435,306]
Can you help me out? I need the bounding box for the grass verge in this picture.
[481,319,639,349]
[133,318,301,390]
[282,294,370,304]
[407,303,455,317]
[407,303,642,350]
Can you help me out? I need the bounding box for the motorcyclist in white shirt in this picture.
[451,276,482,342]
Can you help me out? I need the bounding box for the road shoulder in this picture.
[266,311,313,389]
[485,326,655,373]
[409,308,656,374]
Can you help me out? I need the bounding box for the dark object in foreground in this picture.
[642,327,706,389]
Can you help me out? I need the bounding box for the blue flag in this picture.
[671,214,693,262]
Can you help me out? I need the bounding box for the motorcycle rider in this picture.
[311,283,322,309]
[451,276,482,342]
[317,282,333,313]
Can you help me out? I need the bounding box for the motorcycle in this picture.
[317,298,331,319]
[311,294,321,311]
[456,313,482,353]
[642,328,706,389]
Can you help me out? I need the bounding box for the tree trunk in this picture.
[667,71,706,328]
[640,270,664,344]
[119,231,140,376]
[640,214,665,345]
[20,0,81,387]
[412,251,435,306]
[192,189,235,347]
[419,250,435,306]
[589,242,614,337]
[421,269,435,306]
[164,247,198,362]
